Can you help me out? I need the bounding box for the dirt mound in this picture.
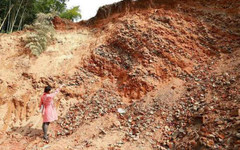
[52,16,80,30]
[0,0,239,149]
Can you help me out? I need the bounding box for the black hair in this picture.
[44,85,52,93]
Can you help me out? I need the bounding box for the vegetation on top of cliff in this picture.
[0,0,81,33]
[60,6,82,21]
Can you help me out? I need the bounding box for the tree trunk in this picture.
[0,5,14,31]
[17,7,26,31]
[7,0,12,32]
[10,0,24,33]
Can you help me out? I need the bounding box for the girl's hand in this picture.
[38,105,44,113]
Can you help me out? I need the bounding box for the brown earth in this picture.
[0,0,239,149]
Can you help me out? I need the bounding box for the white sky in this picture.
[66,0,123,21]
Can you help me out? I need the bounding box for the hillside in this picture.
[0,0,239,149]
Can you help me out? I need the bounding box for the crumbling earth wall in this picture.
[0,0,239,149]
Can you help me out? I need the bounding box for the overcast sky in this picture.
[66,0,123,21]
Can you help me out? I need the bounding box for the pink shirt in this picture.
[39,89,60,122]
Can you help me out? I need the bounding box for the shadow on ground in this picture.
[11,124,42,138]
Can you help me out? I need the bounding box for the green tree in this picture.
[0,0,68,33]
[34,0,67,14]
[60,6,81,21]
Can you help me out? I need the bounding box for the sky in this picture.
[66,0,123,21]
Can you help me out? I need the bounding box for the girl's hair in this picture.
[44,85,52,93]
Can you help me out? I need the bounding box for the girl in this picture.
[39,85,63,141]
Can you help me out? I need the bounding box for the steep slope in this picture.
[0,0,239,149]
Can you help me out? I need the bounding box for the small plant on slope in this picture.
[24,13,55,56]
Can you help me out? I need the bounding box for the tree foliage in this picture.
[0,0,81,33]
[60,6,81,21]
[34,0,67,14]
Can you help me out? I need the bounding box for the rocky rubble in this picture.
[56,86,178,149]
[57,89,124,136]
[56,1,240,149]
[172,59,240,149]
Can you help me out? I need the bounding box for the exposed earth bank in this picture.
[0,0,239,149]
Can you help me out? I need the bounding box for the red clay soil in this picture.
[0,0,239,149]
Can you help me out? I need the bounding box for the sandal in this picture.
[43,136,49,143]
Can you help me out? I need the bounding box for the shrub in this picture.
[24,13,55,56]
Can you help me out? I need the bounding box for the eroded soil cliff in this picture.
[0,0,239,149]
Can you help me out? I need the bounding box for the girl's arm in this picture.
[39,96,44,113]
[49,84,64,98]
[49,88,60,98]
[39,96,43,108]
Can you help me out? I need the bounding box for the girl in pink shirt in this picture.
[39,85,63,141]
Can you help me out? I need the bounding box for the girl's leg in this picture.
[42,122,50,139]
